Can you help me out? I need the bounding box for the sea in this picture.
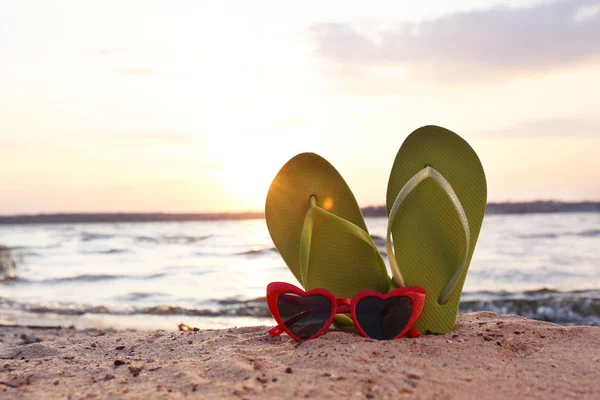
[1,212,599,330]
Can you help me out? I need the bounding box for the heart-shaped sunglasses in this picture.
[267,282,426,341]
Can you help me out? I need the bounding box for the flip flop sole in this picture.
[387,126,487,333]
[266,153,389,299]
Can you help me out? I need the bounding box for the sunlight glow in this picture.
[322,197,335,211]
[0,0,598,213]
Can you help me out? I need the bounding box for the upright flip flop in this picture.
[386,126,487,333]
[266,153,391,329]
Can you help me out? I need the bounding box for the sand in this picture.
[1,312,599,399]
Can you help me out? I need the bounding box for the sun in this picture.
[215,154,278,212]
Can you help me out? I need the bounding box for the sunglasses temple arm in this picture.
[268,310,313,337]
[268,325,284,337]
[407,327,421,338]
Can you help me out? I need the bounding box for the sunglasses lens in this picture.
[277,293,333,340]
[354,296,413,340]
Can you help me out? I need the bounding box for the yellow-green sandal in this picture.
[386,126,487,333]
[266,153,392,330]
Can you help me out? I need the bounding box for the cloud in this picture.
[0,141,18,149]
[478,117,600,138]
[310,0,600,88]
[112,132,198,145]
[112,67,166,77]
[574,4,600,22]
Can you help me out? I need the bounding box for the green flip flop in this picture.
[266,153,392,329]
[386,126,487,334]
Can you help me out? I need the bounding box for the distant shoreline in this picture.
[0,201,598,225]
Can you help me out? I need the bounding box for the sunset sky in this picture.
[1,0,599,214]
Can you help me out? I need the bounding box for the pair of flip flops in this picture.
[265,126,487,333]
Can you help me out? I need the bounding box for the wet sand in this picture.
[1,312,599,399]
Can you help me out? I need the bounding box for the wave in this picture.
[519,229,600,239]
[1,273,167,284]
[135,235,212,245]
[1,289,599,326]
[190,247,281,257]
[579,229,600,238]
[235,247,278,256]
[370,235,386,247]
[83,248,129,255]
[81,232,115,242]
[44,274,127,283]
[115,292,169,301]
[6,248,42,257]
[0,296,270,318]
[161,235,212,244]
[460,289,600,325]
[0,275,18,282]
[7,245,28,250]
[135,235,159,243]
[7,244,58,252]
[519,233,559,239]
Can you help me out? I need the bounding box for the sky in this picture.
[1,0,599,214]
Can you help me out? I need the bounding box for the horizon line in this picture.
[0,201,599,224]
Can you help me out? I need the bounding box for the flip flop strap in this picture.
[299,196,382,287]
[387,166,470,305]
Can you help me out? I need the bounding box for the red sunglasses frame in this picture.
[266,282,426,341]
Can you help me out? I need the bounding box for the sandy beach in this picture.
[0,312,598,399]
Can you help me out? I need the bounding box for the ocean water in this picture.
[1,213,599,330]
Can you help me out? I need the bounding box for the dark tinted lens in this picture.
[354,296,413,340]
[277,293,332,340]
